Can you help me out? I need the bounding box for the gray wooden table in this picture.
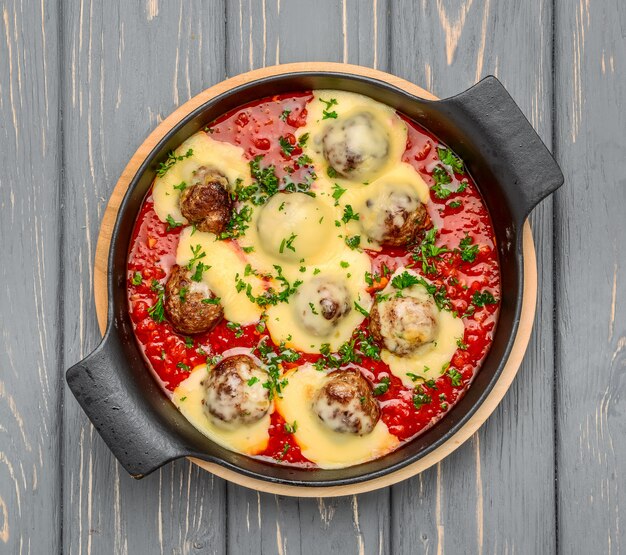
[1,0,624,553]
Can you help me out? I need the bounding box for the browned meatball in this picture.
[361,188,431,247]
[312,369,380,435]
[370,293,438,356]
[164,264,223,335]
[203,355,270,426]
[179,167,232,233]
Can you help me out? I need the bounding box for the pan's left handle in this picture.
[66,331,188,478]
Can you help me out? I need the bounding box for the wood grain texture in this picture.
[389,1,557,553]
[60,1,228,553]
[0,1,62,553]
[554,0,626,552]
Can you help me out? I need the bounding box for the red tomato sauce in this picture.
[126,92,500,465]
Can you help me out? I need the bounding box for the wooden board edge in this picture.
[93,62,537,497]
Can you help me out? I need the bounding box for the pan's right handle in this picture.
[66,331,189,478]
[436,76,564,225]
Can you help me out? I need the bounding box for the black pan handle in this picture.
[435,76,564,225]
[66,330,189,478]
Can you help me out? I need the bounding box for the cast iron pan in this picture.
[66,71,563,486]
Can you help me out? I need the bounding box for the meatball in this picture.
[312,369,380,435]
[294,277,352,337]
[164,264,223,335]
[370,292,439,356]
[203,355,270,426]
[322,112,390,180]
[179,166,232,233]
[361,188,431,247]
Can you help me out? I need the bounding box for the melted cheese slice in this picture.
[172,362,270,455]
[380,268,465,387]
[239,192,345,280]
[275,364,399,468]
[339,163,430,250]
[176,227,263,325]
[265,247,373,352]
[297,90,408,185]
[153,131,252,224]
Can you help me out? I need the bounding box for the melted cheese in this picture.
[379,268,465,387]
[339,163,430,249]
[275,364,399,468]
[297,90,408,186]
[239,192,344,276]
[176,227,263,325]
[265,247,373,352]
[153,131,252,224]
[172,360,271,455]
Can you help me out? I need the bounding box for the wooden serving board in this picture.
[93,62,537,498]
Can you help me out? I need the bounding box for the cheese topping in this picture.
[275,364,399,469]
[172,359,271,455]
[298,90,408,185]
[176,227,263,325]
[153,131,252,224]
[378,268,465,388]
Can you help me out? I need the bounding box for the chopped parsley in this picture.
[131,271,143,286]
[147,280,165,323]
[236,155,280,205]
[345,235,361,250]
[227,321,244,338]
[327,166,339,178]
[298,133,309,146]
[414,228,450,274]
[201,297,221,305]
[319,97,338,119]
[472,290,498,307]
[279,109,291,122]
[178,286,188,303]
[437,146,464,174]
[184,337,194,348]
[309,302,319,315]
[217,205,253,240]
[156,148,193,177]
[448,200,462,209]
[279,233,297,254]
[331,183,346,205]
[456,337,468,350]
[278,136,295,157]
[173,181,187,192]
[458,234,479,263]
[390,271,421,290]
[342,204,359,223]
[284,421,298,434]
[354,301,369,317]
[247,376,260,386]
[413,391,432,409]
[186,244,206,270]
[166,214,184,231]
[176,362,191,372]
[256,337,299,399]
[191,261,209,282]
[447,367,463,387]
[373,376,391,396]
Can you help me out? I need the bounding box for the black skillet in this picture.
[66,71,563,486]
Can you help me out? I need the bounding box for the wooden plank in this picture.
[389,1,557,553]
[60,2,228,553]
[554,0,626,552]
[224,2,393,554]
[0,1,62,553]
